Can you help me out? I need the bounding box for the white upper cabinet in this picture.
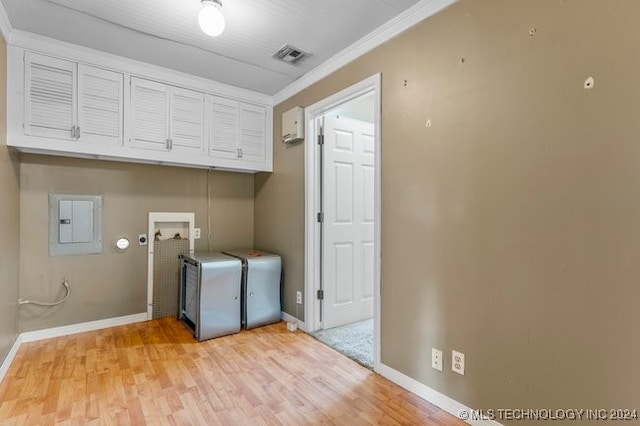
[169,87,205,155]
[130,77,170,151]
[25,52,77,140]
[208,95,267,167]
[77,64,123,146]
[239,102,267,163]
[209,96,240,160]
[11,47,271,172]
[24,52,123,146]
[130,77,204,155]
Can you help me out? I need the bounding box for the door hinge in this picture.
[318,134,324,145]
[317,212,324,223]
[317,289,324,300]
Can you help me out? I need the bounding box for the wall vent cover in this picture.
[272,44,308,65]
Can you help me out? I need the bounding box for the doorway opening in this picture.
[304,74,381,371]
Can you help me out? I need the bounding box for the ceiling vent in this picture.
[272,44,308,65]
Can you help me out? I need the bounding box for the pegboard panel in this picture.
[152,238,190,319]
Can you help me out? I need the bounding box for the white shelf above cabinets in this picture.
[9,47,273,173]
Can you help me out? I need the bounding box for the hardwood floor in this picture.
[0,318,466,425]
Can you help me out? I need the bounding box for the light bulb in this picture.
[198,0,225,37]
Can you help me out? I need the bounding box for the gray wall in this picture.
[20,155,254,332]
[0,35,20,365]
[255,0,640,417]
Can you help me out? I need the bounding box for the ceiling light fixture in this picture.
[198,0,225,37]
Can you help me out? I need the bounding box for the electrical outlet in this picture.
[431,348,443,372]
[296,291,302,304]
[194,228,201,239]
[452,350,465,375]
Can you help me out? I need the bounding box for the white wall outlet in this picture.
[296,291,303,304]
[193,228,201,239]
[452,350,465,375]
[431,348,443,372]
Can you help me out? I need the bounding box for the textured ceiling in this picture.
[1,0,421,95]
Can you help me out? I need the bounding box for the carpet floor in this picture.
[311,318,373,369]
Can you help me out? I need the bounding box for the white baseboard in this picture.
[0,335,22,384]
[281,311,306,332]
[20,312,147,343]
[378,363,502,426]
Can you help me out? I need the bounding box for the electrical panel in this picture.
[49,194,103,256]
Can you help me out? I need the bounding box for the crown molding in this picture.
[0,0,12,43]
[272,0,458,105]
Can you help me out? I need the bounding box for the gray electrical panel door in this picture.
[49,194,102,256]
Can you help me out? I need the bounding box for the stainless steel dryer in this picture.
[179,252,242,341]
[222,249,282,330]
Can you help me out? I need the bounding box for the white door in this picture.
[322,115,375,329]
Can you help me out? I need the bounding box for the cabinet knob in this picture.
[249,291,254,297]
[232,296,238,300]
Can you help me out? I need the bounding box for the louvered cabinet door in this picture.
[238,103,267,163]
[77,64,123,147]
[169,87,204,154]
[24,52,77,140]
[130,77,170,151]
[209,96,240,160]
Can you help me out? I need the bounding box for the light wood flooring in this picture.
[0,318,466,425]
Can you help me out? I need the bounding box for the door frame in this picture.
[304,74,381,371]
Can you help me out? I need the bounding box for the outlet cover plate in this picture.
[296,291,303,304]
[452,350,465,375]
[194,228,201,239]
[431,348,443,371]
